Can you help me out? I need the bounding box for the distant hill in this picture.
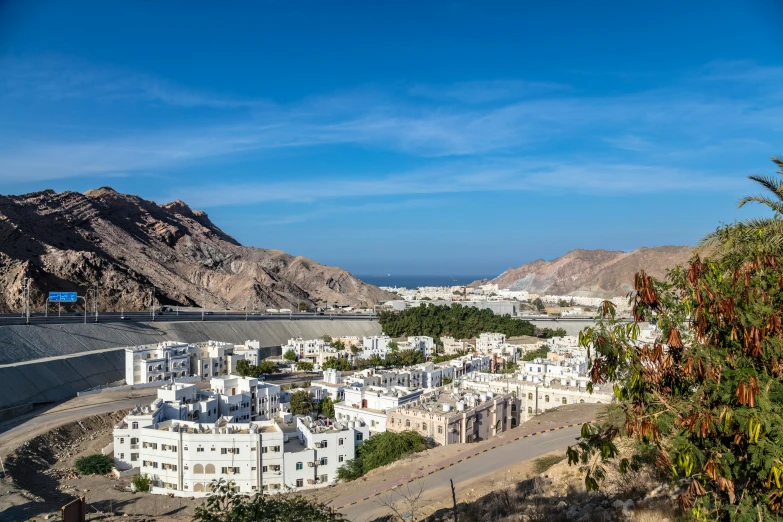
[0,187,396,312]
[490,246,693,298]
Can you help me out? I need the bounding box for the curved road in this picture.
[337,424,583,521]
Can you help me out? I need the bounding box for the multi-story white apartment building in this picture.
[226,341,263,374]
[387,387,518,445]
[407,336,436,357]
[282,338,351,368]
[334,385,423,433]
[191,341,235,379]
[124,342,196,385]
[283,417,368,489]
[112,381,367,497]
[361,335,392,357]
[521,358,587,380]
[441,336,470,355]
[476,333,507,355]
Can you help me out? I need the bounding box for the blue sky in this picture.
[1,1,782,276]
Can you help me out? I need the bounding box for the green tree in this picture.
[319,396,335,418]
[521,346,549,361]
[256,360,278,375]
[532,298,545,312]
[535,327,567,338]
[337,431,426,481]
[289,390,315,416]
[442,377,453,385]
[235,359,254,377]
[388,341,399,352]
[568,254,783,520]
[322,335,332,342]
[298,302,309,312]
[350,345,359,354]
[558,299,570,307]
[74,454,113,475]
[283,349,297,361]
[296,361,314,372]
[332,340,346,351]
[132,474,151,492]
[699,157,783,261]
[322,358,351,371]
[194,479,346,522]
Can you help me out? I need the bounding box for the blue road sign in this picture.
[49,292,78,302]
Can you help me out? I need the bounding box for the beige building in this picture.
[386,388,518,445]
[441,336,471,355]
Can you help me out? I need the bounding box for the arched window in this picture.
[205,464,215,474]
[194,483,205,492]
[527,407,533,414]
[193,464,204,474]
[528,393,533,400]
[545,395,550,403]
[562,397,567,405]
[405,419,410,427]
[580,399,585,403]
[511,404,517,412]
[511,418,517,427]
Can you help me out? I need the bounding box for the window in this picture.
[296,462,303,470]
[437,426,443,434]
[261,446,268,453]
[562,397,567,405]
[131,453,138,461]
[262,466,268,472]
[422,423,427,430]
[273,446,281,452]
[338,455,344,463]
[197,447,205,452]
[528,407,533,414]
[338,438,344,446]
[320,474,328,483]
[132,422,139,429]
[545,395,550,403]
[320,457,328,466]
[321,440,327,448]
[119,438,125,444]
[580,399,585,403]
[405,419,411,427]
[356,433,363,441]
[119,453,124,460]
[296,479,304,488]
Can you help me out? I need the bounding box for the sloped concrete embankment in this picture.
[0,320,381,409]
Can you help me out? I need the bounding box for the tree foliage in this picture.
[536,327,567,338]
[283,349,297,361]
[74,454,114,475]
[319,396,335,418]
[194,480,346,522]
[295,361,314,372]
[532,298,546,312]
[568,252,783,521]
[236,359,279,377]
[322,357,351,371]
[337,431,426,481]
[289,389,315,416]
[521,346,549,361]
[332,340,346,351]
[132,474,151,492]
[378,304,535,340]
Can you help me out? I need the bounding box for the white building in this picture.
[282,417,368,490]
[124,342,195,385]
[335,385,423,433]
[191,341,235,379]
[476,333,506,355]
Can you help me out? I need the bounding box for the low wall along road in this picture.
[0,319,382,410]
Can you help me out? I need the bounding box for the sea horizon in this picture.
[357,274,496,289]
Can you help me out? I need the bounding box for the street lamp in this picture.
[92,284,99,323]
[149,285,156,321]
[201,288,205,321]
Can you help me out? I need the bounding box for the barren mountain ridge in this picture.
[0,187,396,313]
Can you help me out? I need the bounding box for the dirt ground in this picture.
[0,404,603,522]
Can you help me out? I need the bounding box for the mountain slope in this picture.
[492,246,693,297]
[0,187,396,312]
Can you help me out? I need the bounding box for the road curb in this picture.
[335,420,592,509]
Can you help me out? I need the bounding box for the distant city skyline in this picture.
[1,1,782,274]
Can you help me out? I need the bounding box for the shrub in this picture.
[132,473,151,492]
[74,454,114,475]
[532,454,565,475]
[337,431,426,481]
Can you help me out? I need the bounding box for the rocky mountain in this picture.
[491,246,693,297]
[0,187,396,313]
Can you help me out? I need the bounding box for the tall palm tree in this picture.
[698,157,783,260]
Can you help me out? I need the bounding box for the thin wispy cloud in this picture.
[0,56,780,196]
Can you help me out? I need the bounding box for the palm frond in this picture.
[747,175,783,198]
[737,194,783,214]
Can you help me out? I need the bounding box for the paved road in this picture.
[338,425,582,522]
[0,311,377,326]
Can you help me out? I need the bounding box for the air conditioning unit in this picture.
[307,479,315,485]
[307,462,315,467]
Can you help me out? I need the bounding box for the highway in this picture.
[338,425,582,521]
[0,310,377,326]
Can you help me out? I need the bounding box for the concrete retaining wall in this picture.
[0,319,381,410]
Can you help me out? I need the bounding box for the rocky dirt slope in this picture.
[491,246,693,297]
[0,187,396,312]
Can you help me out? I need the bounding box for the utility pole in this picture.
[150,286,156,321]
[92,285,99,323]
[23,277,31,326]
[201,288,205,321]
